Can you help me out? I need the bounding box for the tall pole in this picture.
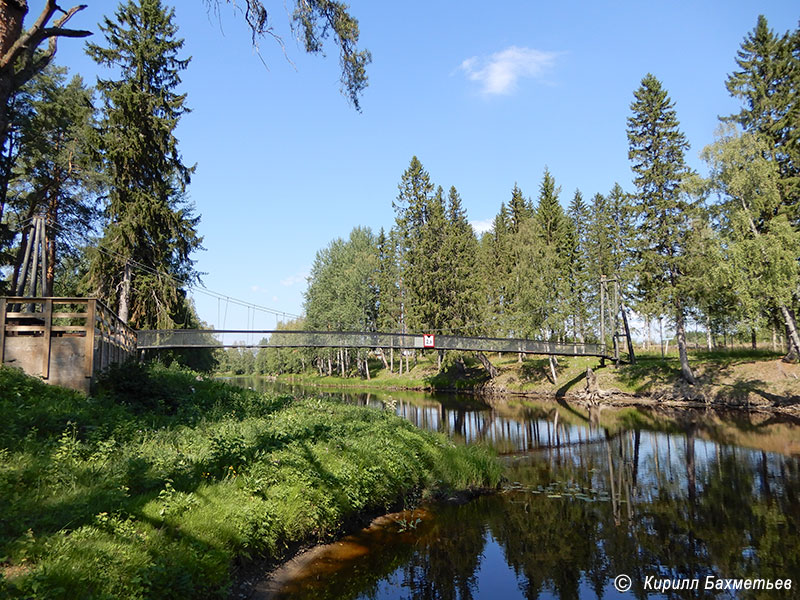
[600,276,606,350]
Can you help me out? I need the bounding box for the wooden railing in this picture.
[0,297,136,392]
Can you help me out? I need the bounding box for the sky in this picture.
[47,0,799,331]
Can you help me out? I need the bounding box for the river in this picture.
[224,378,800,599]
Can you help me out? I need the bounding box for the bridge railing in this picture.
[137,329,608,357]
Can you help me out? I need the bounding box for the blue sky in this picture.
[49,0,798,330]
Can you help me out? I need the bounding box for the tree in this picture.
[724,15,799,217]
[0,1,90,261]
[86,0,202,329]
[6,63,100,296]
[211,0,372,110]
[510,169,571,340]
[567,189,591,342]
[304,226,378,376]
[480,201,513,336]
[627,74,697,384]
[702,127,800,359]
[0,0,370,285]
[441,186,482,335]
[393,156,437,332]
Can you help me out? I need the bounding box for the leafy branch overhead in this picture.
[216,0,372,110]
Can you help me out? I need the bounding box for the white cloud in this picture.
[459,46,559,95]
[280,271,308,287]
[470,219,494,235]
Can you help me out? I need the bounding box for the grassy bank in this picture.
[269,348,800,407]
[0,364,501,599]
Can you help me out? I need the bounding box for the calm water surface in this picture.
[226,378,800,599]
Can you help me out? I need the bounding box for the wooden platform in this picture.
[0,297,136,394]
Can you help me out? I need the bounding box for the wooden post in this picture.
[600,277,606,347]
[0,297,6,364]
[15,226,35,296]
[27,218,41,298]
[42,298,52,379]
[620,303,636,364]
[84,299,96,382]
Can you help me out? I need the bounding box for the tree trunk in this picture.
[364,355,370,380]
[379,348,388,370]
[548,355,558,384]
[437,350,443,372]
[751,327,757,351]
[706,314,713,352]
[118,261,132,324]
[658,317,664,357]
[389,346,394,373]
[779,305,800,361]
[674,300,697,384]
[771,324,777,352]
[45,199,57,296]
[475,352,497,378]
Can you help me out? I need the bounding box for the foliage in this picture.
[627,73,698,383]
[85,0,202,329]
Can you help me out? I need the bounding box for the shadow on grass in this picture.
[425,361,489,390]
[614,356,682,393]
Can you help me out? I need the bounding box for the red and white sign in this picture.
[423,334,435,348]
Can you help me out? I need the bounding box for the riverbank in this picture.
[262,349,800,415]
[0,364,502,600]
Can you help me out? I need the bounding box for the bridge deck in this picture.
[137,329,609,358]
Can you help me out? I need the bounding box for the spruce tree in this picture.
[567,190,591,342]
[533,168,571,339]
[508,183,532,234]
[481,202,513,335]
[627,73,697,383]
[442,186,482,335]
[725,15,799,215]
[86,0,201,328]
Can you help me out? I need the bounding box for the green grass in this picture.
[0,364,501,599]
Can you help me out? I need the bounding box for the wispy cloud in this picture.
[280,271,308,287]
[459,46,559,95]
[470,219,494,235]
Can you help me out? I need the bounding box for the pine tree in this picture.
[86,0,201,329]
[627,73,697,383]
[7,63,99,296]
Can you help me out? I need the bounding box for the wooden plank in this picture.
[3,325,46,332]
[84,299,96,379]
[42,299,52,379]
[0,297,6,363]
[49,312,89,320]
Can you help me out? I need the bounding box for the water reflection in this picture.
[226,378,800,600]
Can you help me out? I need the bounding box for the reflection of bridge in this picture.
[137,329,610,358]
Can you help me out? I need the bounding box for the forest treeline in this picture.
[242,16,800,384]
